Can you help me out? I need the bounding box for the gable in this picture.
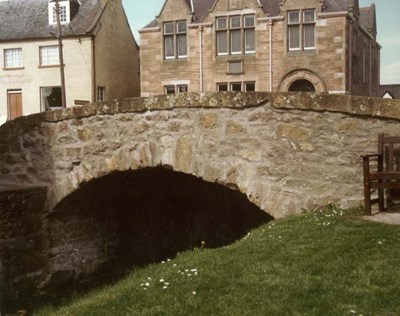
[142,0,354,28]
[158,0,192,21]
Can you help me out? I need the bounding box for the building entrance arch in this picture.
[288,79,316,92]
[279,69,326,93]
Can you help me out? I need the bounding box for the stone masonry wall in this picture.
[1,92,400,218]
[2,92,400,310]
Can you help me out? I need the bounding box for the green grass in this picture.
[35,206,400,316]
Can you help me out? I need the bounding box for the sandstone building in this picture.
[0,0,140,124]
[139,0,380,97]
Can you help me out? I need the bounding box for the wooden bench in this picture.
[363,133,400,215]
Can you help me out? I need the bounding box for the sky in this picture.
[122,0,400,84]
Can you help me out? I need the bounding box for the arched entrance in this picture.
[288,79,316,92]
[279,69,326,93]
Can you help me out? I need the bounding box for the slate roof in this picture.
[0,0,104,41]
[142,0,375,36]
[359,5,376,34]
[380,85,400,99]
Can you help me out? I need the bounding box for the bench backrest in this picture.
[378,133,400,172]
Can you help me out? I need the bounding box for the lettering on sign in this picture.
[74,100,90,105]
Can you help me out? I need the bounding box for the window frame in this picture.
[39,45,59,66]
[216,81,256,92]
[97,86,106,101]
[164,84,188,94]
[216,14,256,56]
[303,9,316,50]
[48,1,70,25]
[163,20,188,60]
[244,81,256,91]
[287,9,316,52]
[4,48,23,69]
[217,83,228,92]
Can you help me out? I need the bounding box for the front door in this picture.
[7,90,23,120]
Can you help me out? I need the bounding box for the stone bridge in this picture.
[1,92,400,310]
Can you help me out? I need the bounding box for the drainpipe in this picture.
[349,19,352,95]
[92,37,96,102]
[199,25,203,92]
[369,42,372,96]
[268,20,273,92]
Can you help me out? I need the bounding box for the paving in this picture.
[362,211,400,225]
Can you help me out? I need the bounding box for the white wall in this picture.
[0,37,93,118]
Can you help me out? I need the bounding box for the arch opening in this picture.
[46,166,273,297]
[288,79,316,92]
[278,69,326,93]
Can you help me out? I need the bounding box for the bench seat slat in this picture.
[369,172,400,180]
[370,182,400,190]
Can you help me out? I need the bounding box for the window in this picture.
[288,9,315,51]
[39,46,59,66]
[48,1,70,25]
[163,20,187,59]
[164,84,188,94]
[40,87,62,111]
[177,85,188,93]
[244,82,256,91]
[216,15,255,56]
[217,83,228,91]
[4,48,23,69]
[165,86,175,94]
[231,82,242,92]
[216,82,256,92]
[97,86,105,101]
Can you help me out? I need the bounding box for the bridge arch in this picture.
[48,166,272,287]
[3,92,400,308]
[2,91,400,220]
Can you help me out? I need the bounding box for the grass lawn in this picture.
[34,206,400,316]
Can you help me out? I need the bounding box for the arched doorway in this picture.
[288,79,316,92]
[278,69,326,93]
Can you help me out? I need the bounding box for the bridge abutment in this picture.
[0,186,49,311]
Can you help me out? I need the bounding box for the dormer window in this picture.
[48,1,71,25]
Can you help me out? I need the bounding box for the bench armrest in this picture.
[361,154,381,161]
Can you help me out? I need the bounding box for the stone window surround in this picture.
[164,84,189,94]
[287,8,316,52]
[216,81,256,92]
[163,20,188,60]
[215,13,256,56]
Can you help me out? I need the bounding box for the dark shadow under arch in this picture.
[288,79,316,92]
[46,166,273,298]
